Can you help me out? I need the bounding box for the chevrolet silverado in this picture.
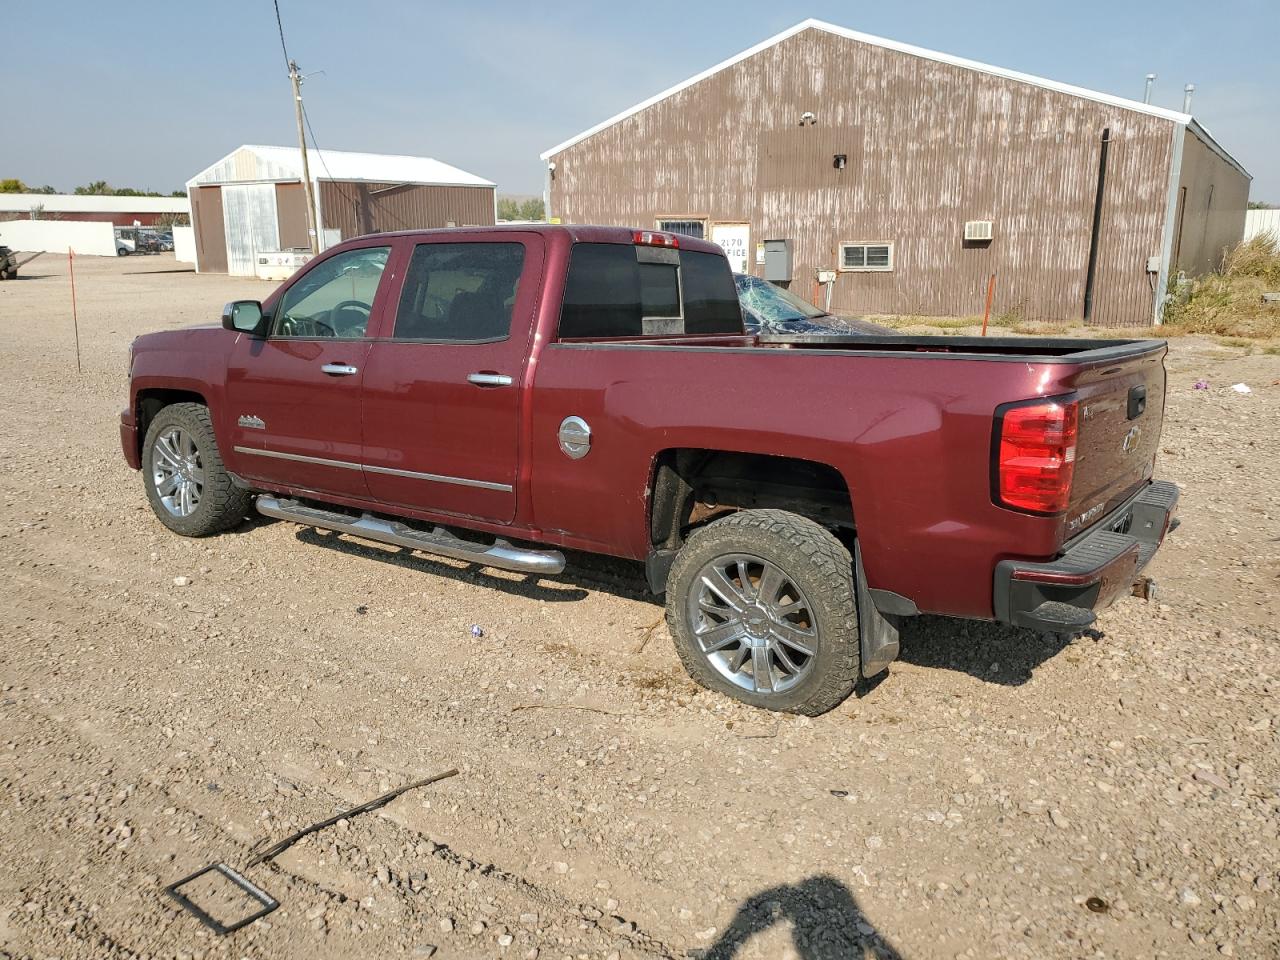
[121,225,1178,714]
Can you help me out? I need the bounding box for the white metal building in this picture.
[0,192,189,226]
[1244,208,1280,243]
[186,145,496,275]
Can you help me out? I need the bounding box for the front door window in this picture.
[274,246,390,338]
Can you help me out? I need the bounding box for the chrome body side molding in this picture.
[233,446,513,492]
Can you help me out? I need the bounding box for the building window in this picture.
[656,218,706,239]
[839,242,894,272]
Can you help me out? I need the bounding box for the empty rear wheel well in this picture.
[648,449,854,553]
[135,389,208,458]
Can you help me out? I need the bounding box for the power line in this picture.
[272,0,290,70]
[301,102,416,233]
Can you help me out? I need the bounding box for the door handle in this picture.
[321,363,359,376]
[467,372,513,387]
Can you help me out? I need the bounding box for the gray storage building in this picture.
[541,20,1251,326]
[187,145,496,275]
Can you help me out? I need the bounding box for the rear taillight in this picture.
[994,397,1079,514]
[632,230,679,248]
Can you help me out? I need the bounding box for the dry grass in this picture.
[1163,235,1280,339]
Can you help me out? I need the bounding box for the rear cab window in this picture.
[558,241,741,340]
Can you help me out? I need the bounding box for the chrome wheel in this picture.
[151,427,204,518]
[686,553,818,694]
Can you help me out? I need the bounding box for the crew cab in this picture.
[122,225,1178,715]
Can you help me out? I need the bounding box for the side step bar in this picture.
[255,496,566,576]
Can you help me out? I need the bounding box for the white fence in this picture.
[0,219,119,257]
[1244,208,1280,242]
[172,225,196,264]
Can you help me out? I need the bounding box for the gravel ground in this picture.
[1,253,1277,960]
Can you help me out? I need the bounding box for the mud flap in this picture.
[856,542,900,678]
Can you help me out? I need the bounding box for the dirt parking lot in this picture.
[1,253,1277,960]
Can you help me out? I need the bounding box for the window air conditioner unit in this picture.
[964,220,994,242]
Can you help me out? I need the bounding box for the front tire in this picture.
[142,403,250,537]
[665,509,861,716]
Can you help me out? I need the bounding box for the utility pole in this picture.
[289,59,319,254]
[1143,73,1156,104]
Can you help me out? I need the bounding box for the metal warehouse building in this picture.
[541,19,1251,326]
[187,145,496,275]
[0,193,189,226]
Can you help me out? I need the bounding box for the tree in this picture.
[30,184,58,194]
[154,212,190,228]
[496,196,546,222]
[496,197,521,221]
[1248,200,1274,210]
[74,181,114,195]
[0,179,27,193]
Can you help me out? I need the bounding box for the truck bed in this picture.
[756,333,1163,362]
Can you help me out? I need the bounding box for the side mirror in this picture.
[221,300,266,335]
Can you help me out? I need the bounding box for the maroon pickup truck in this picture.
[122,225,1178,715]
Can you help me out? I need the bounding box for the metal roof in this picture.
[539,18,1248,179]
[187,144,495,188]
[0,193,190,214]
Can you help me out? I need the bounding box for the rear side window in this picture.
[392,242,525,341]
[558,243,742,339]
[681,250,742,334]
[558,244,641,339]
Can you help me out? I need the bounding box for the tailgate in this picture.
[1065,345,1166,536]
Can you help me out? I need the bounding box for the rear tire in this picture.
[665,509,860,716]
[142,403,250,537]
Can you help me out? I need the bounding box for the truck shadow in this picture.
[278,519,1076,685]
[695,874,903,959]
[292,527,660,605]
[895,614,1076,685]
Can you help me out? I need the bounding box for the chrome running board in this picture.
[255,495,565,576]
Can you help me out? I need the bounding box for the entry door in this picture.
[360,236,543,522]
[225,243,395,498]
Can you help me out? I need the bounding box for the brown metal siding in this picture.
[275,182,310,249]
[191,186,227,274]
[548,28,1178,326]
[1173,130,1249,276]
[318,182,495,240]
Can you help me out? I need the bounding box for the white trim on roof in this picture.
[0,193,190,214]
[539,18,1249,180]
[186,144,495,189]
[1185,120,1250,181]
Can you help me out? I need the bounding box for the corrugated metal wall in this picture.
[548,28,1187,326]
[1173,130,1250,275]
[191,147,300,185]
[318,182,495,241]
[1244,208,1280,242]
[221,183,280,276]
[275,183,310,249]
[191,186,227,274]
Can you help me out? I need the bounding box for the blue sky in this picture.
[7,0,1278,199]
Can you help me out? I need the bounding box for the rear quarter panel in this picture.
[529,343,1131,619]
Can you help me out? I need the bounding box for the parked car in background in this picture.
[116,236,136,257]
[139,231,173,252]
[0,245,18,280]
[734,272,891,336]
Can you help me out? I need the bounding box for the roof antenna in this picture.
[1143,73,1156,104]
[1182,83,1195,113]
